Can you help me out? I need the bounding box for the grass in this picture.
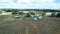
[0,15,25,34]
[0,15,60,34]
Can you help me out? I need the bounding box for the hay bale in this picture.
[37,16,43,19]
[32,17,38,20]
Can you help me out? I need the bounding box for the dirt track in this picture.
[0,17,60,34]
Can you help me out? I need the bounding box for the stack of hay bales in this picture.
[45,12,60,17]
[0,12,12,15]
[23,11,29,14]
[45,12,52,17]
[35,14,40,16]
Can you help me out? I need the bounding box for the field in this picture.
[0,15,60,34]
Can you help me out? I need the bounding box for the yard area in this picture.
[0,15,60,34]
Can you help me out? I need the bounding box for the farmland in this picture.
[0,15,60,34]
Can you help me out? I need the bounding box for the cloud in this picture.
[0,0,14,3]
[17,0,29,3]
[16,0,55,4]
[0,0,60,9]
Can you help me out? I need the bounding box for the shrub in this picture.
[30,12,35,15]
[0,11,2,14]
[42,12,45,16]
[19,12,24,15]
[51,13,55,17]
[12,11,17,15]
[56,13,60,17]
[25,13,31,17]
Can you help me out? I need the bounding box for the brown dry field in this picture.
[0,16,60,34]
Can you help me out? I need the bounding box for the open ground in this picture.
[0,15,60,34]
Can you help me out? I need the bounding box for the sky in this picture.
[0,0,60,9]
